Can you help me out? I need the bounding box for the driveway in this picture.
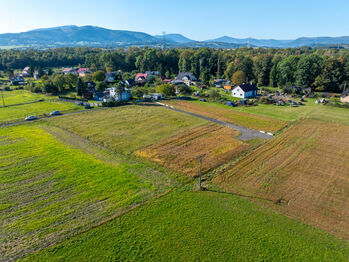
[158,103,274,140]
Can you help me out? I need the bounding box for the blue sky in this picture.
[0,0,348,40]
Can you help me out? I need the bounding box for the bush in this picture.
[102,100,128,107]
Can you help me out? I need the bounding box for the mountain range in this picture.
[0,25,348,49]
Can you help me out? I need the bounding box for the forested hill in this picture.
[0,25,348,49]
[1,47,348,93]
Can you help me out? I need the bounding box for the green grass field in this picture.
[0,101,83,124]
[191,98,349,125]
[0,124,180,260]
[24,189,349,261]
[0,89,46,106]
[46,105,208,154]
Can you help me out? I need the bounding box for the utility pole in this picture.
[1,91,5,107]
[197,154,206,190]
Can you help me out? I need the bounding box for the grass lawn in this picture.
[0,100,83,124]
[215,119,349,240]
[24,189,349,261]
[0,89,47,106]
[195,98,349,125]
[166,100,286,133]
[46,105,208,154]
[0,124,180,261]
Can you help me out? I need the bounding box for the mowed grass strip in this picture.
[47,105,208,154]
[0,89,46,106]
[135,124,250,176]
[0,101,82,124]
[24,190,349,261]
[215,119,349,240]
[0,125,177,260]
[165,100,286,132]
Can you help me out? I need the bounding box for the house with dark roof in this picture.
[105,72,117,83]
[231,83,259,98]
[175,72,198,86]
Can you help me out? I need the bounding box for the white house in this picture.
[109,87,131,102]
[231,83,259,98]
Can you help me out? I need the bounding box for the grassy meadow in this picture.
[0,101,83,124]
[0,89,46,106]
[165,100,287,132]
[186,98,349,125]
[0,124,180,260]
[46,105,208,154]
[24,189,349,261]
[215,119,349,240]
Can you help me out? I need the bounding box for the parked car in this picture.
[84,103,91,109]
[199,99,207,102]
[50,110,62,116]
[25,115,36,121]
[77,102,84,106]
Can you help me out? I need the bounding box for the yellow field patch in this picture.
[135,124,250,176]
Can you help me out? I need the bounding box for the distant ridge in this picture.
[0,25,348,49]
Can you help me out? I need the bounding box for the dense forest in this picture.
[1,47,348,92]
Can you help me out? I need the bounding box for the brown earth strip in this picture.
[135,124,250,177]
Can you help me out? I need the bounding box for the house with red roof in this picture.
[78,68,92,77]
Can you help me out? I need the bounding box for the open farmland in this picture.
[0,100,83,124]
[165,100,286,133]
[46,105,208,154]
[178,98,349,125]
[214,119,349,240]
[136,124,250,176]
[0,90,46,106]
[24,190,349,261]
[0,124,180,261]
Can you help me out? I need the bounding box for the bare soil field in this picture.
[165,100,286,133]
[135,124,250,176]
[214,119,349,240]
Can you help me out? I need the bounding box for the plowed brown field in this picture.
[214,119,349,239]
[135,124,250,176]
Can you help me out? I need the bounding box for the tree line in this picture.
[1,47,349,92]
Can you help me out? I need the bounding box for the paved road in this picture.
[158,103,274,140]
[0,107,104,128]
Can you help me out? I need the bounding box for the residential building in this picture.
[340,91,349,103]
[78,68,92,77]
[11,75,25,85]
[175,72,197,86]
[231,83,259,98]
[105,72,117,83]
[62,68,78,75]
[109,87,131,102]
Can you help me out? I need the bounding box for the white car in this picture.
[50,111,62,116]
[25,115,37,121]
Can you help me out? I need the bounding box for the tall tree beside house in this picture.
[313,58,345,92]
[277,55,299,86]
[92,71,106,82]
[253,55,273,86]
[295,54,323,89]
[156,84,176,97]
[76,78,86,97]
[52,74,67,92]
[231,70,246,86]
[96,81,108,92]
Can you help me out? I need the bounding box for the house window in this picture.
[233,93,236,95]
[240,94,242,96]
